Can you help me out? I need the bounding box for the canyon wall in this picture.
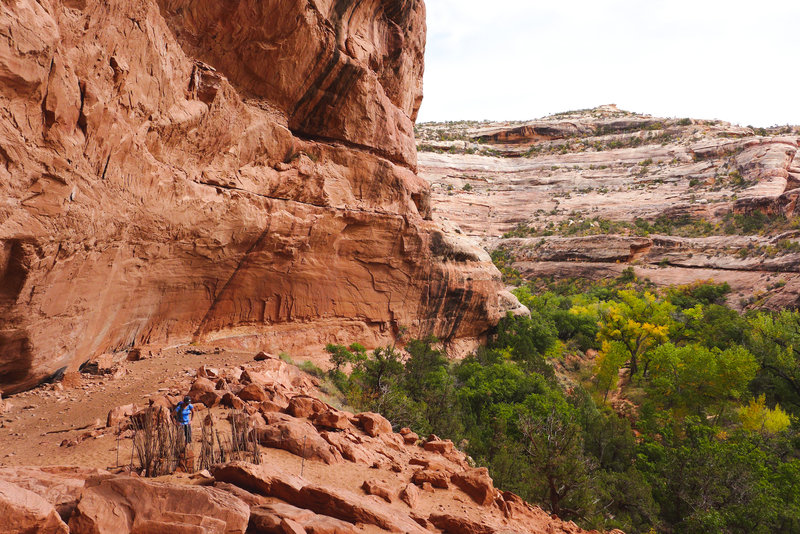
[0,0,515,393]
[417,106,800,308]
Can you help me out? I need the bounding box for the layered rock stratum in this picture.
[417,105,800,307]
[0,0,515,394]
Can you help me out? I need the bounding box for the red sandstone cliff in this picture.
[0,0,517,393]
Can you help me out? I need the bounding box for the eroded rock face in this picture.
[0,0,513,393]
[417,107,800,309]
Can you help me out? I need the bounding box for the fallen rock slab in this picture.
[423,439,454,455]
[211,462,305,503]
[211,462,426,533]
[237,383,269,403]
[0,466,110,521]
[428,513,496,534]
[250,503,353,534]
[298,485,426,533]
[313,409,352,430]
[106,403,138,428]
[257,420,342,464]
[0,479,69,534]
[68,475,249,534]
[400,483,419,508]
[287,395,327,418]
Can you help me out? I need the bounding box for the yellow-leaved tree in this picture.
[738,394,792,435]
[572,290,674,379]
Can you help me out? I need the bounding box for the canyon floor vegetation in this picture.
[324,271,800,534]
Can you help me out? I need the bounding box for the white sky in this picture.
[417,0,800,126]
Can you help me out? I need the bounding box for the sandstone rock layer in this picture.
[417,106,800,307]
[0,0,511,393]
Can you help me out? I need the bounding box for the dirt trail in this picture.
[0,346,257,468]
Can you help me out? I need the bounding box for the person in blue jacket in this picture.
[174,395,194,444]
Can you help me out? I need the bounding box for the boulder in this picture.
[286,395,326,418]
[313,409,352,430]
[409,458,448,471]
[238,383,269,403]
[361,479,393,503]
[221,392,245,410]
[189,377,217,402]
[198,389,223,408]
[355,412,392,437]
[197,365,220,379]
[256,420,342,464]
[263,412,296,425]
[423,439,454,455]
[254,351,275,361]
[0,479,69,534]
[411,469,450,489]
[451,467,495,506]
[240,370,274,389]
[400,483,419,508]
[106,403,138,428]
[68,476,249,534]
[257,400,285,414]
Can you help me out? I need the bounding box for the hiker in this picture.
[175,395,195,444]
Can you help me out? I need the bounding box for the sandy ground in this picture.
[0,346,259,469]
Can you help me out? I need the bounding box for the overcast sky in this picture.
[417,0,800,126]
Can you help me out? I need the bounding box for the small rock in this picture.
[412,469,449,489]
[400,483,419,507]
[361,479,393,503]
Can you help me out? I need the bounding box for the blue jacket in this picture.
[175,402,194,425]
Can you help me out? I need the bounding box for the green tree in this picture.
[646,343,757,417]
[747,311,800,414]
[594,340,628,401]
[492,312,557,377]
[518,393,595,519]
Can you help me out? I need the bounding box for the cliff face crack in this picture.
[191,223,273,341]
[290,128,415,171]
